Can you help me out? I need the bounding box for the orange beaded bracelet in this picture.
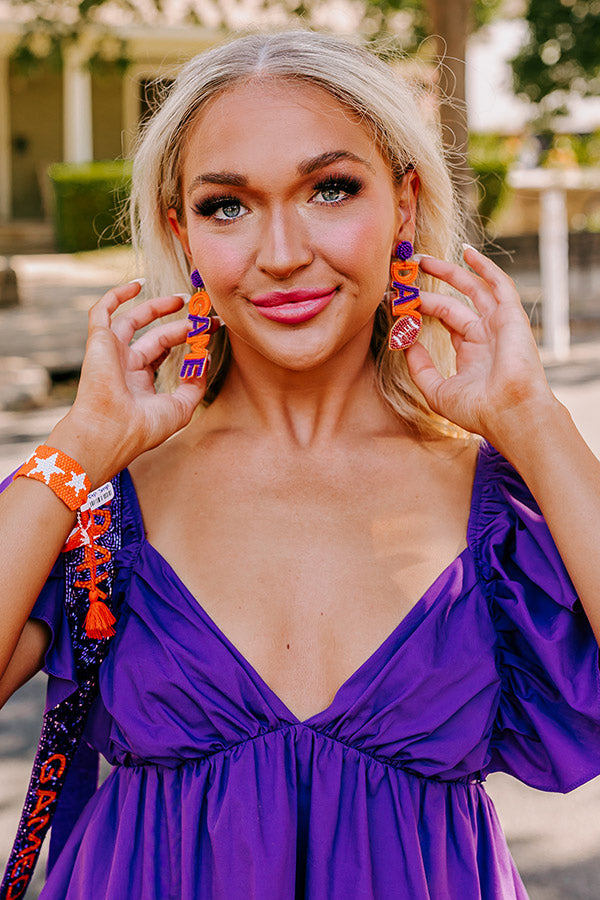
[13,445,91,511]
[13,445,117,640]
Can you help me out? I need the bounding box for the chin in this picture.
[265,351,331,372]
[272,329,351,365]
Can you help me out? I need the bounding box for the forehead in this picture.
[180,78,388,179]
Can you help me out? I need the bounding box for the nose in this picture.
[255,205,313,279]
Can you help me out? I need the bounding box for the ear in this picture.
[167,208,193,261]
[393,169,420,243]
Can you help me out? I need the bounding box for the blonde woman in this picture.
[1,30,600,900]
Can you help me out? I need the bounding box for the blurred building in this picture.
[1,8,599,226]
[0,19,217,222]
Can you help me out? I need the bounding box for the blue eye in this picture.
[194,196,248,222]
[215,201,245,220]
[318,187,345,203]
[312,174,363,206]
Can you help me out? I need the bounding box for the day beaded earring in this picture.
[387,240,422,351]
[180,269,212,379]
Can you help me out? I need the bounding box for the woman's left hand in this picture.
[404,245,559,447]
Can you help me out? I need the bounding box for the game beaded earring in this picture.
[387,240,422,351]
[180,269,212,379]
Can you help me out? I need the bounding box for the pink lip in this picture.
[250,288,337,324]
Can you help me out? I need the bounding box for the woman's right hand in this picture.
[48,280,213,485]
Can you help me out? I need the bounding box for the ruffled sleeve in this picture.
[29,553,79,712]
[0,467,140,713]
[472,443,600,792]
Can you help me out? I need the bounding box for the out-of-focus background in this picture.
[0,0,599,897]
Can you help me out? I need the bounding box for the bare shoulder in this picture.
[412,432,481,476]
[410,433,482,512]
[125,414,222,526]
[127,436,179,486]
[424,433,481,472]
[126,429,191,512]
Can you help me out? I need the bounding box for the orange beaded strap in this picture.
[14,445,91,510]
[387,240,422,351]
[63,502,116,640]
[13,445,116,640]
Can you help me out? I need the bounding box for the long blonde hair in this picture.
[129,29,468,437]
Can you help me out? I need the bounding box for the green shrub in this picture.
[468,133,521,228]
[470,159,510,226]
[540,131,600,168]
[47,160,132,253]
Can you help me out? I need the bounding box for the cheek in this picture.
[323,210,393,288]
[188,232,248,297]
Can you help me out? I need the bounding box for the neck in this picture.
[210,327,401,449]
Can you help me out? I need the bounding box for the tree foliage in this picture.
[511,0,600,121]
[9,0,500,69]
[266,0,500,51]
[9,0,136,73]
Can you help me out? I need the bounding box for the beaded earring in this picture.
[180,269,212,379]
[387,240,422,351]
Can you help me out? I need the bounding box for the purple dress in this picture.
[11,443,600,898]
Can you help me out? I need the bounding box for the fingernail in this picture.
[174,292,191,301]
[462,243,478,253]
[207,316,223,334]
[129,277,146,286]
[412,254,433,262]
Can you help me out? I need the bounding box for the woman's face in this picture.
[168,78,418,372]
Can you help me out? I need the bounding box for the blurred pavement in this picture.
[1,251,600,898]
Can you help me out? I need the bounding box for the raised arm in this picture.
[406,246,600,645]
[0,281,210,696]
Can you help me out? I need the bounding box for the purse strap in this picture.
[0,474,122,900]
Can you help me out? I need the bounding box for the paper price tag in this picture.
[88,481,115,510]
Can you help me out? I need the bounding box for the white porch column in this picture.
[63,46,93,163]
[122,67,141,159]
[539,186,570,360]
[0,52,11,222]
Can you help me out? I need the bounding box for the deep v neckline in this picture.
[121,443,484,726]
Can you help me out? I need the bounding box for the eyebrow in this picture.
[187,172,248,194]
[297,150,375,176]
[187,150,375,196]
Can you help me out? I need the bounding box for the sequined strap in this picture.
[0,475,122,900]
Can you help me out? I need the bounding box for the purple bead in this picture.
[394,241,413,261]
[180,356,208,379]
[190,269,205,289]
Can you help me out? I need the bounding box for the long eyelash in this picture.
[313,173,363,196]
[193,195,240,217]
[192,174,362,217]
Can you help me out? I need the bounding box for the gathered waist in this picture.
[107,721,485,785]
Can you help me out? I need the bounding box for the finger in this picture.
[461,245,523,308]
[417,255,497,316]
[88,280,145,329]
[112,294,186,343]
[449,328,464,356]
[419,291,480,339]
[130,318,191,370]
[134,366,208,440]
[403,340,447,413]
[166,379,207,429]
[150,348,171,374]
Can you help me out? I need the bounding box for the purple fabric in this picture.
[7,443,600,898]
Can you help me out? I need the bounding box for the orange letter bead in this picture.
[189,290,211,317]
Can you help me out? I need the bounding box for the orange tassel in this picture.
[85,598,116,640]
[63,504,117,640]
